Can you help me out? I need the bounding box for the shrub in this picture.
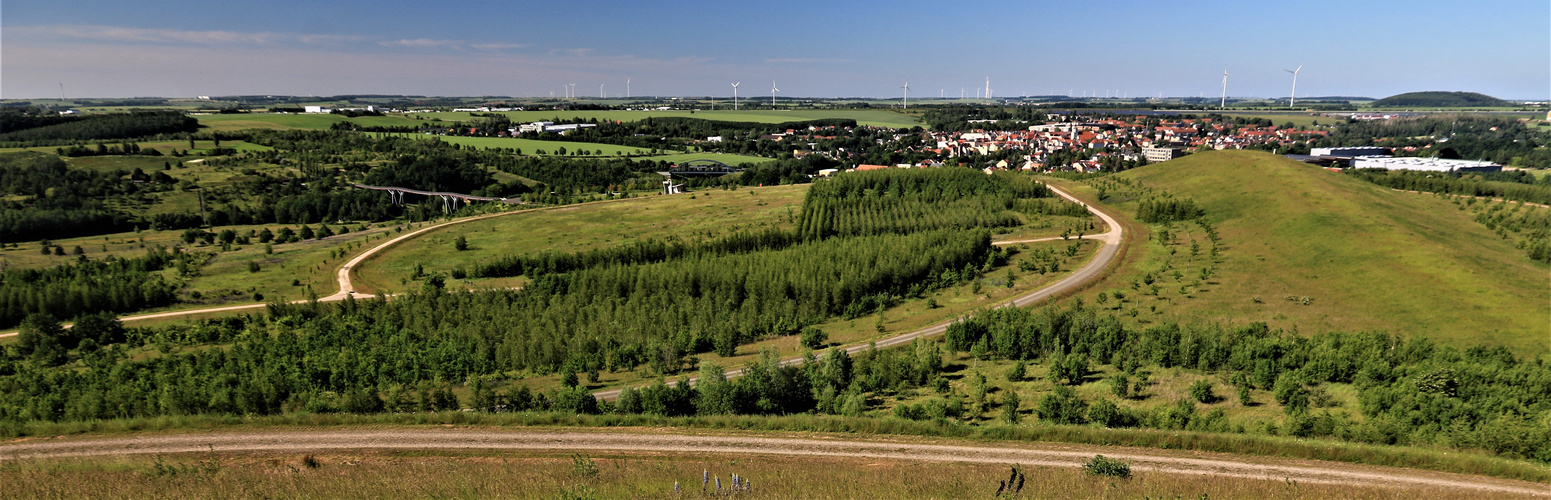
[800,327,829,349]
[1036,386,1087,424]
[454,235,468,251]
[1001,391,1021,424]
[1189,379,1215,403]
[1082,455,1131,478]
[1005,360,1027,382]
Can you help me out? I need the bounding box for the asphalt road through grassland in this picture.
[1,429,1544,497]
[592,183,1123,400]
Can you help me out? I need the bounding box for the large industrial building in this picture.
[1350,156,1502,173]
[1311,146,1390,157]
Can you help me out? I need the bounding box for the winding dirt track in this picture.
[593,183,1123,400]
[1,429,1545,497]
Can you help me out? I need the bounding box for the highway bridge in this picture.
[352,184,514,212]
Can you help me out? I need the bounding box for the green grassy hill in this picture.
[1370,91,1508,108]
[1105,150,1547,353]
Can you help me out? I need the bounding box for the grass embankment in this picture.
[4,450,1509,499]
[1067,150,1549,354]
[5,412,1548,486]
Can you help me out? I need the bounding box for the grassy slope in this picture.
[1115,150,1548,352]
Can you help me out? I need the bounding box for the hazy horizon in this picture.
[4,0,1547,100]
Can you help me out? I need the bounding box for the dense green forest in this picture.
[1369,91,1509,108]
[0,109,198,145]
[0,152,138,240]
[0,250,185,329]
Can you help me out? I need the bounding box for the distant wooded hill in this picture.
[1371,91,1508,108]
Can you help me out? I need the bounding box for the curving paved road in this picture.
[593,184,1123,400]
[1,429,1543,497]
[0,209,525,338]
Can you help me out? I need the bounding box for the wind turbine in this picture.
[985,76,991,99]
[600,83,605,98]
[1220,68,1229,108]
[770,81,779,107]
[1285,65,1302,108]
[900,81,909,109]
[626,78,631,98]
[731,82,740,110]
[568,83,577,99]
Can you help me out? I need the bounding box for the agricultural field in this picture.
[423,108,925,129]
[386,133,662,156]
[193,113,422,132]
[1066,150,1549,354]
[1214,111,1329,128]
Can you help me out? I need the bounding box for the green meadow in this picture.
[1068,150,1549,354]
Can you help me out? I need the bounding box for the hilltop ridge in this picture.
[1113,150,1546,352]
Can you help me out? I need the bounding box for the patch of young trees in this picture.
[0,250,183,329]
[942,304,1551,462]
[797,169,1050,239]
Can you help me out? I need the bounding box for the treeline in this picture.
[469,228,798,279]
[922,106,1050,132]
[1346,169,1551,206]
[0,111,198,144]
[941,305,1551,463]
[0,152,138,241]
[1135,198,1204,223]
[797,169,1050,239]
[0,307,940,422]
[427,229,990,370]
[0,250,184,329]
[1011,198,1090,218]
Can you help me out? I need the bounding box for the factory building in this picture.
[1311,146,1390,157]
[1350,156,1502,173]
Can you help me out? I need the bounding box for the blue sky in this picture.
[3,0,1547,99]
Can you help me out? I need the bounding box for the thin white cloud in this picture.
[470,43,529,51]
[10,25,284,45]
[765,58,853,64]
[378,38,461,49]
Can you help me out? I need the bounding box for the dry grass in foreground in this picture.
[0,450,1532,500]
